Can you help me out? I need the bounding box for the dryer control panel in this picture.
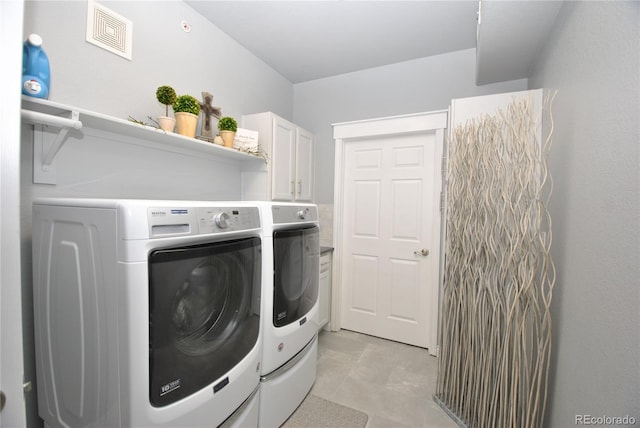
[147,205,260,237]
[271,204,318,224]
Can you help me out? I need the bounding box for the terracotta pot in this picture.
[175,112,199,138]
[219,130,236,148]
[157,116,175,132]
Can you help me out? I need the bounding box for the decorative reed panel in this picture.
[436,94,556,428]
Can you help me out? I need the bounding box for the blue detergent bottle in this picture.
[22,34,50,99]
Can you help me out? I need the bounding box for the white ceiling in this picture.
[185,1,563,85]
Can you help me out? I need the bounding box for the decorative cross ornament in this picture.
[199,91,222,138]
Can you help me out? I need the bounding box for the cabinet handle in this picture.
[297,180,302,195]
[290,181,295,196]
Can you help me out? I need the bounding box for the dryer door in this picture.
[148,236,261,407]
[272,226,320,327]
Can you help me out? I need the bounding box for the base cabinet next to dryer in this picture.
[318,251,333,331]
[241,112,314,202]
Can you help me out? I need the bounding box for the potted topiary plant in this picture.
[218,116,238,148]
[173,94,201,138]
[155,85,176,132]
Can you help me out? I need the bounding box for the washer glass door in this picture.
[148,236,261,407]
[272,226,320,327]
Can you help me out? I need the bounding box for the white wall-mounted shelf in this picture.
[21,96,262,184]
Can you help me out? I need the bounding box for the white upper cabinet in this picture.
[294,127,314,201]
[270,117,296,200]
[242,112,314,202]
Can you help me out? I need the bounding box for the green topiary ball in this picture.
[155,85,176,116]
[173,94,201,116]
[218,116,238,132]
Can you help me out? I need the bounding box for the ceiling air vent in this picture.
[86,0,132,60]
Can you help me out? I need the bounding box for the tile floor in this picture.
[306,329,458,428]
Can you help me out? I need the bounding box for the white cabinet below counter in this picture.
[318,249,333,331]
[241,112,314,201]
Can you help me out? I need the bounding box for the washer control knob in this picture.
[296,209,307,220]
[214,212,231,229]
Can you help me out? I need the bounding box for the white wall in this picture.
[293,48,528,203]
[528,2,639,425]
[21,0,294,205]
[23,1,293,121]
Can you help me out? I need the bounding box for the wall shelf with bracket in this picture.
[21,96,263,184]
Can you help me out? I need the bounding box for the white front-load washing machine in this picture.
[257,202,320,427]
[32,198,264,428]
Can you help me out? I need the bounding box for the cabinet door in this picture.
[295,128,314,201]
[318,254,331,330]
[271,117,296,200]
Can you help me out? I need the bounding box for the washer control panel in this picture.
[196,206,260,233]
[147,205,260,237]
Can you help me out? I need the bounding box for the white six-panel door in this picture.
[333,112,446,353]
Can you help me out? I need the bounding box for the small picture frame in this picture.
[233,128,259,150]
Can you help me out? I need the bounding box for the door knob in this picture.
[0,390,6,412]
[414,248,429,257]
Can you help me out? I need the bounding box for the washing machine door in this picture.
[272,226,320,327]
[148,236,261,407]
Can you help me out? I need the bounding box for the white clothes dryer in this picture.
[256,202,320,427]
[32,198,264,428]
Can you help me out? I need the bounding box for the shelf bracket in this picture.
[21,108,82,184]
[22,109,83,168]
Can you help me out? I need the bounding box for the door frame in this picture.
[332,111,447,355]
[1,0,27,425]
